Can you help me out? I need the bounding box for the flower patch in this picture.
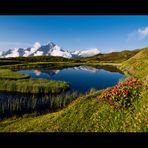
[99,77,142,108]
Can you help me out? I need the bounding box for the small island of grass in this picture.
[0,69,69,94]
[0,69,30,80]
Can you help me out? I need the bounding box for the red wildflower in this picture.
[125,91,129,95]
[123,91,128,96]
[122,83,126,87]
[117,84,121,88]
[114,86,117,89]
[117,90,121,93]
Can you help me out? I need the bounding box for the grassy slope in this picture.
[120,48,148,81]
[79,49,140,63]
[0,88,147,132]
[0,48,148,132]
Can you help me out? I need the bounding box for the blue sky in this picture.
[0,15,148,52]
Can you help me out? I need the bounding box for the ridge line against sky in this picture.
[0,16,148,52]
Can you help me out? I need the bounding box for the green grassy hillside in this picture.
[120,48,148,81]
[0,86,147,132]
[79,49,141,63]
[0,48,147,132]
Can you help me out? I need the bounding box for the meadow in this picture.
[0,48,147,132]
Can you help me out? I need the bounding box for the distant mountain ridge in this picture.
[0,42,100,58]
[78,49,141,63]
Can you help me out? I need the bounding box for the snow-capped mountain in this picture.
[2,48,25,58]
[23,42,41,57]
[0,51,4,56]
[50,47,72,58]
[0,41,100,58]
[71,48,100,57]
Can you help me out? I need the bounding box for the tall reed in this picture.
[0,91,79,120]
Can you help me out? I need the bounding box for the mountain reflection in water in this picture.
[18,65,125,93]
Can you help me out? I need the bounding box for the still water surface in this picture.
[18,65,125,93]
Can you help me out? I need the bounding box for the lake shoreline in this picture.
[0,64,124,120]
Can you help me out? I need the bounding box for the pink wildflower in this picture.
[125,91,129,95]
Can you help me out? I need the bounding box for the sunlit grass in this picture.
[0,69,69,94]
[0,88,147,132]
[120,48,148,81]
[0,48,147,132]
[0,78,69,94]
[0,69,29,80]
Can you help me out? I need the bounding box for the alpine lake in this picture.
[0,65,125,119]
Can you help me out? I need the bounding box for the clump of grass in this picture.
[0,78,69,94]
[0,69,29,80]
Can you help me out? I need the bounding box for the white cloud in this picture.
[77,48,100,57]
[138,27,148,39]
[128,26,148,40]
[33,42,41,49]
[104,48,118,53]
[107,49,115,53]
[105,48,127,53]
